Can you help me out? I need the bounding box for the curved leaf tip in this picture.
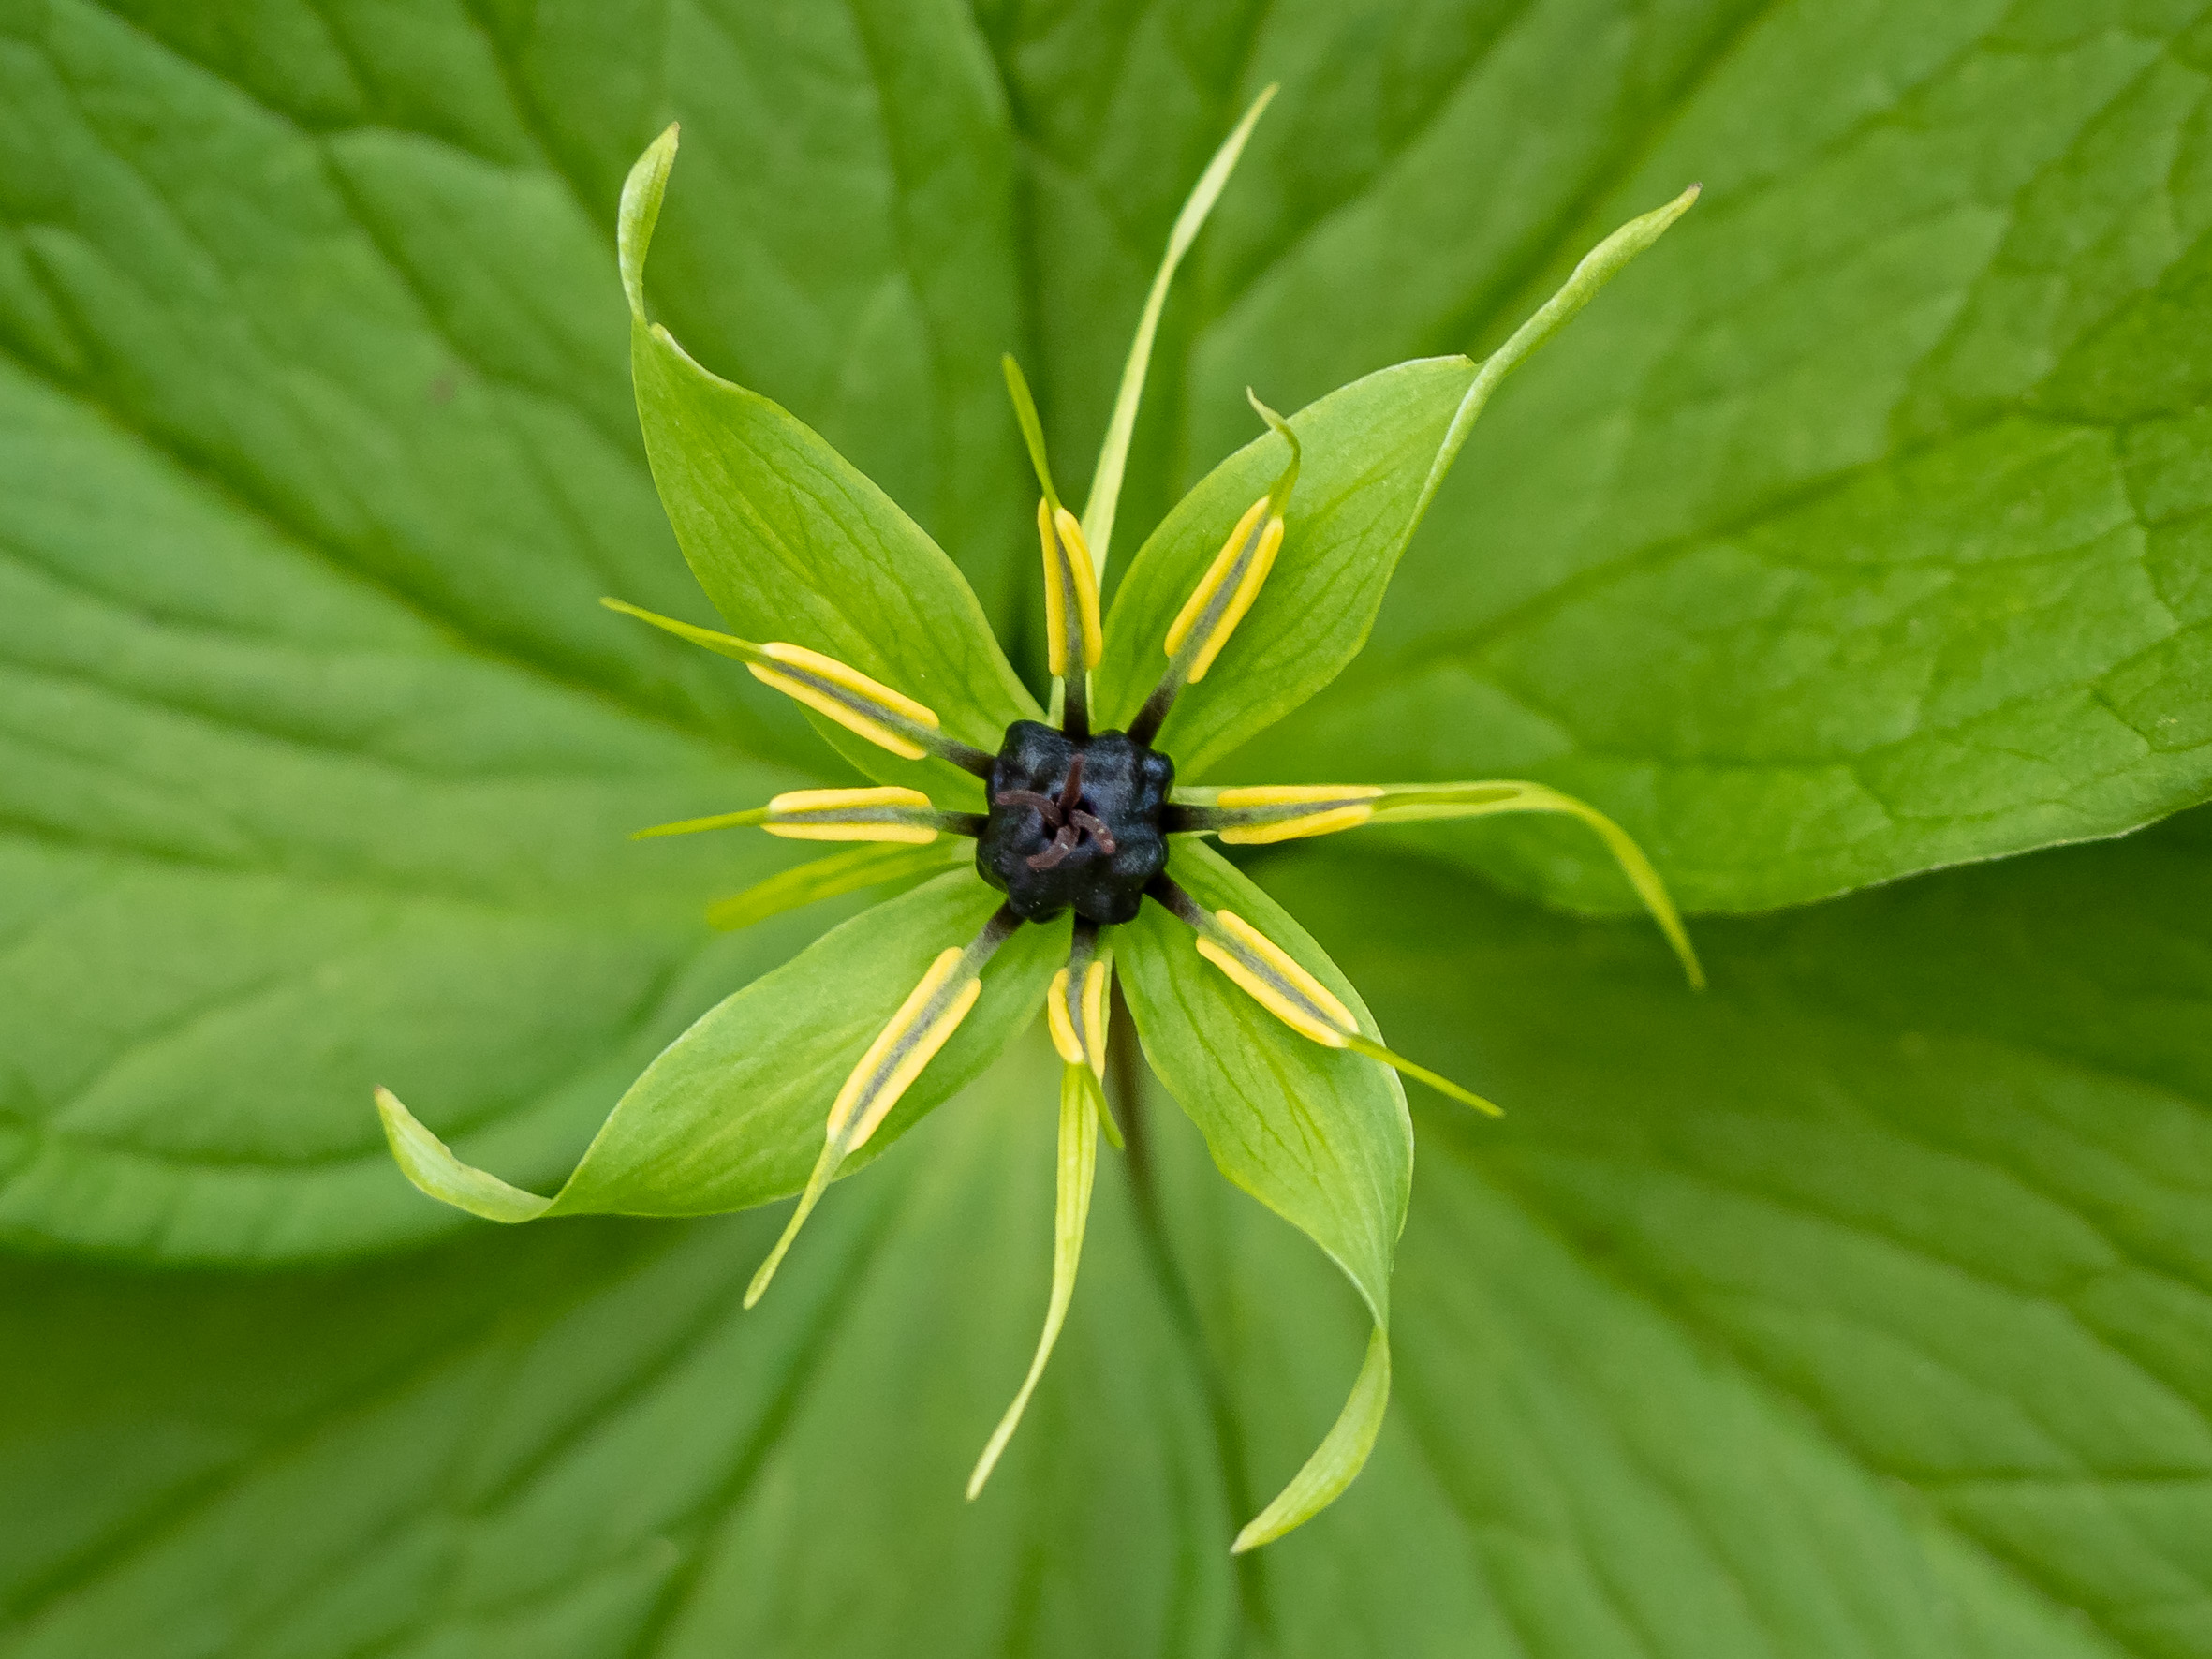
[1232,1326,1392,1551]
[375,1087,552,1224]
[618,122,681,320]
[1245,389,1302,514]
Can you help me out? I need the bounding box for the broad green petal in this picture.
[382,870,1061,1222]
[1119,838,1410,1543]
[619,134,1040,792]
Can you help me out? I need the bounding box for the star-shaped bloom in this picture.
[379,96,1700,1550]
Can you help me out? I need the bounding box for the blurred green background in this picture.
[3,1,2209,1653]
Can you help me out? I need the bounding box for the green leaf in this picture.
[1094,356,1476,776]
[622,130,1040,793]
[384,868,1061,1222]
[1117,837,1410,1542]
[13,0,2207,1268]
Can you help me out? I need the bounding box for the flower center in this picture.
[978,719,1173,925]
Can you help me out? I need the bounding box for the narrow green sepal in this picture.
[1342,1034,1502,1118]
[1371,781,1703,988]
[745,1138,841,1308]
[633,807,773,840]
[967,1062,1100,1498]
[705,841,965,932]
[1001,355,1061,514]
[617,123,679,321]
[1081,84,1277,575]
[376,1087,552,1223]
[1407,183,1700,536]
[600,595,765,665]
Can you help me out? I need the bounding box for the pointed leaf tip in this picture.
[1232,1326,1393,1551]
[618,124,682,321]
[375,1087,552,1223]
[1245,390,1301,512]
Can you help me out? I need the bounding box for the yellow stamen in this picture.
[829,946,983,1148]
[1046,967,1084,1065]
[1212,784,1382,844]
[1046,958,1113,1076]
[749,641,940,761]
[748,914,1010,1310]
[763,786,938,844]
[1196,909,1355,1047]
[1187,513,1281,682]
[1039,502,1104,675]
[1186,906,1503,1115]
[772,787,929,813]
[1165,496,1268,658]
[1079,957,1110,1078]
[764,822,936,844]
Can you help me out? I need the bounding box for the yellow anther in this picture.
[1047,958,1113,1075]
[748,910,1015,1311]
[1191,515,1282,682]
[749,641,940,761]
[1164,498,1263,655]
[1080,957,1110,1075]
[1184,903,1500,1114]
[770,786,930,815]
[1039,502,1104,676]
[1196,909,1355,1047]
[1213,784,1382,844]
[1164,497,1282,681]
[1046,967,1083,1065]
[829,947,983,1149]
[763,786,938,844]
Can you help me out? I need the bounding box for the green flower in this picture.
[377,96,1700,1551]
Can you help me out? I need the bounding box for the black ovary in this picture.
[979,719,1173,925]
